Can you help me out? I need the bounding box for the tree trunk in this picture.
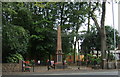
[88,2,91,33]
[101,2,107,69]
[101,33,107,69]
[90,2,107,69]
[97,50,99,58]
[108,50,110,61]
[73,40,76,63]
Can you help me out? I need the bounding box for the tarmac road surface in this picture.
[1,75,119,77]
[2,69,119,77]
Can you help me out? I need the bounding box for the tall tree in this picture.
[90,2,107,69]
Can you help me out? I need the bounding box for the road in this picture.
[1,75,119,77]
[2,69,120,77]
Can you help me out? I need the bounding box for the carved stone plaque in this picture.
[57,55,62,62]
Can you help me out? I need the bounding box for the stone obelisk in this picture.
[56,26,63,63]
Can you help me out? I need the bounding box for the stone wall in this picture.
[2,63,20,72]
[106,61,120,69]
[117,62,120,69]
[118,44,120,50]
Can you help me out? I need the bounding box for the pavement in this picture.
[2,65,120,76]
[2,65,92,75]
[33,65,92,72]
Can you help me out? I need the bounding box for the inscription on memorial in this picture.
[57,55,62,62]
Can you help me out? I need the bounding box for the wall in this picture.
[2,63,21,72]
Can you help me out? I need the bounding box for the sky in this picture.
[105,2,118,30]
[79,2,118,32]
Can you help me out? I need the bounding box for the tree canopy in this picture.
[2,2,120,64]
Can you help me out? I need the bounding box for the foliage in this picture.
[62,32,73,55]
[108,52,115,60]
[2,24,29,62]
[105,26,120,50]
[83,54,102,65]
[3,2,119,64]
[81,26,120,54]
[6,53,24,63]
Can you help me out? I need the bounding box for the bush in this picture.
[81,61,86,65]
[84,54,102,65]
[109,53,115,60]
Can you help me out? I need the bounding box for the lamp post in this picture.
[112,0,118,69]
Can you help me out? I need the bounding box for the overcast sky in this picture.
[79,2,118,32]
[105,2,118,30]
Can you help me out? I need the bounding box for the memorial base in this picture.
[55,62,67,69]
